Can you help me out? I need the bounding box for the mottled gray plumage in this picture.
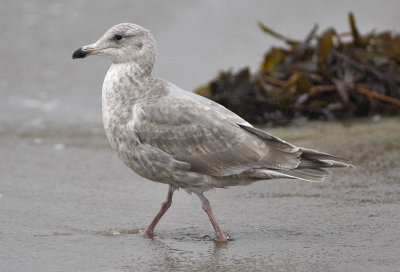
[73,23,353,241]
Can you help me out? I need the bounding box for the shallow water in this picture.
[1,1,400,271]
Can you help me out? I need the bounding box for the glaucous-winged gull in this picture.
[73,23,353,242]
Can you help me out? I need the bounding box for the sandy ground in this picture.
[1,117,399,272]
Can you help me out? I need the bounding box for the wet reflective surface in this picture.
[1,1,400,271]
[2,118,400,271]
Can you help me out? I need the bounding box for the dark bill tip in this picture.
[72,48,87,59]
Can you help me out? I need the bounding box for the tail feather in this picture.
[240,125,354,183]
[275,148,354,182]
[252,168,329,182]
[248,147,354,183]
[276,168,330,182]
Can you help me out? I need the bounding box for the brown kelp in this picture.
[195,13,400,126]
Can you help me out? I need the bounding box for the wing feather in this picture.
[132,84,302,176]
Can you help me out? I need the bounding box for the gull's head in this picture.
[72,23,157,68]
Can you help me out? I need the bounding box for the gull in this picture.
[72,23,353,242]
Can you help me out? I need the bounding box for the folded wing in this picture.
[132,84,302,177]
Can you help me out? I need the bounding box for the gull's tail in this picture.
[240,125,355,183]
[252,148,354,182]
[274,148,354,182]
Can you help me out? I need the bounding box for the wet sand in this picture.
[1,117,399,272]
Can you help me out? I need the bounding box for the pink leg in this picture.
[141,187,174,235]
[197,193,230,242]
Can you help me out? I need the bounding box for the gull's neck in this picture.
[110,61,152,79]
[102,61,155,149]
[102,62,153,111]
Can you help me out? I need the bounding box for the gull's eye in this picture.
[114,34,123,41]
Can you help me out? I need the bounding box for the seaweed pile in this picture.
[195,13,400,126]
